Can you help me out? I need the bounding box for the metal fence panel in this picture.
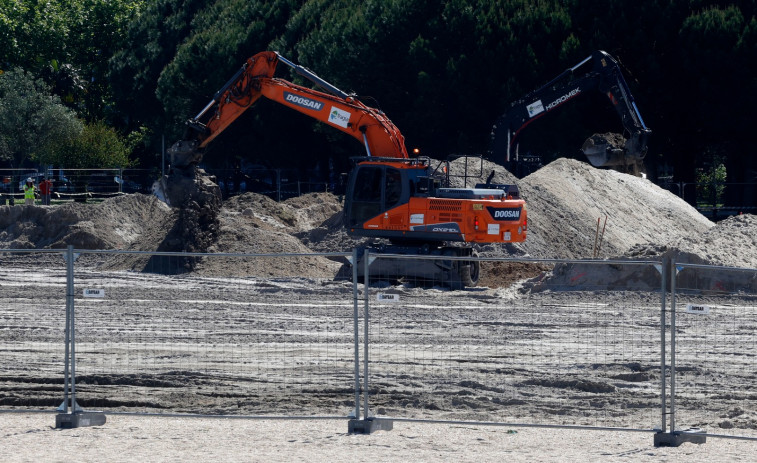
[364,256,663,430]
[0,250,68,409]
[2,250,358,417]
[6,245,755,440]
[671,262,757,438]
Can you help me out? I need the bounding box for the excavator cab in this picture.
[344,158,433,232]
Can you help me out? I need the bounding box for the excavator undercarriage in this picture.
[349,243,480,290]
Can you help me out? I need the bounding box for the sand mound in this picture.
[626,213,757,268]
[441,156,519,188]
[0,195,175,250]
[515,158,714,259]
[194,192,342,278]
[2,159,755,284]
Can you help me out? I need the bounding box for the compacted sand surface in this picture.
[2,413,756,463]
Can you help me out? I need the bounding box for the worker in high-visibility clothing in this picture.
[23,178,36,206]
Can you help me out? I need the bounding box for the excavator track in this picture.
[350,244,480,290]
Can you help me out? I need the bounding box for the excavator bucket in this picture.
[582,132,647,176]
[581,133,629,167]
[168,140,204,169]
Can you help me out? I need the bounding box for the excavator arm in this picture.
[169,51,408,169]
[155,50,527,289]
[491,50,651,173]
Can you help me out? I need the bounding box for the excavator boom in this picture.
[492,50,651,174]
[169,51,407,169]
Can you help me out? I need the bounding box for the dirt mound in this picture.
[3,158,756,286]
[671,213,757,268]
[625,213,757,268]
[192,192,342,277]
[442,156,519,188]
[0,195,175,250]
[515,158,714,259]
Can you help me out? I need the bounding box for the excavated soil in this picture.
[1,158,755,282]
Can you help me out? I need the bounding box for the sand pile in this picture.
[626,213,757,269]
[441,156,519,188]
[1,158,755,282]
[0,195,175,250]
[516,158,714,259]
[193,192,342,278]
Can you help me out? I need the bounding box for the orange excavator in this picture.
[158,51,527,287]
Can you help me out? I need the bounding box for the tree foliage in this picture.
[697,158,728,207]
[0,0,142,121]
[46,120,133,169]
[2,0,757,194]
[0,67,82,167]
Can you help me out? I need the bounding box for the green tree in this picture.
[155,0,303,132]
[0,67,82,167]
[45,120,134,169]
[44,120,135,201]
[109,0,207,133]
[96,0,757,200]
[0,0,143,121]
[696,158,727,208]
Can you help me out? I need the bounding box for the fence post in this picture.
[55,246,106,429]
[363,250,370,420]
[659,257,667,434]
[670,257,677,433]
[351,248,361,421]
[276,170,281,202]
[58,245,75,414]
[654,258,706,446]
[349,250,393,434]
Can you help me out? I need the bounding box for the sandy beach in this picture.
[2,412,755,462]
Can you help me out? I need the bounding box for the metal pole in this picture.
[69,245,78,411]
[162,135,165,178]
[363,250,370,418]
[276,170,281,202]
[352,248,361,420]
[669,258,677,432]
[61,246,73,413]
[660,258,667,433]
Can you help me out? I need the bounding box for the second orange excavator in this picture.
[157,51,527,287]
